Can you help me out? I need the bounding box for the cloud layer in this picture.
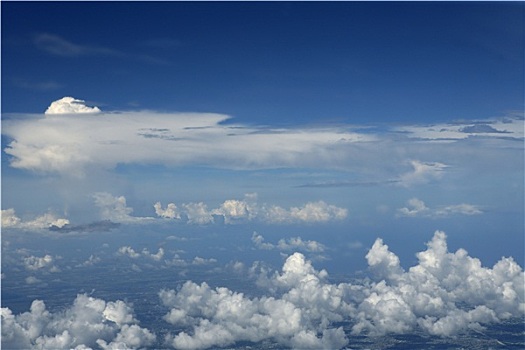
[3,97,375,174]
[2,231,523,349]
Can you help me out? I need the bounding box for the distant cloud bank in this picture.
[5,97,521,178]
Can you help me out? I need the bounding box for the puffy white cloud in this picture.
[252,232,326,253]
[44,97,101,115]
[397,198,430,217]
[263,201,348,223]
[160,231,524,349]
[23,254,56,271]
[117,246,164,261]
[1,208,70,230]
[154,194,347,225]
[93,192,153,223]
[211,194,258,223]
[117,246,141,259]
[1,294,155,349]
[1,208,21,227]
[398,160,448,187]
[397,198,483,218]
[160,253,349,350]
[355,231,525,336]
[154,202,181,219]
[181,202,214,225]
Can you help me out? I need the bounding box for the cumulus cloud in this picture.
[93,192,153,223]
[252,232,326,253]
[160,253,349,350]
[211,193,258,223]
[356,231,524,336]
[155,194,347,225]
[23,254,58,272]
[44,97,101,115]
[160,231,524,349]
[263,201,348,223]
[1,208,69,230]
[398,160,448,187]
[117,246,165,261]
[1,294,155,349]
[397,198,483,218]
[154,202,180,219]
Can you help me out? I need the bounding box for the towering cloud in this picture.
[44,97,101,115]
[160,231,524,349]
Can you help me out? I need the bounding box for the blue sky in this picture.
[1,2,524,349]
[3,2,523,123]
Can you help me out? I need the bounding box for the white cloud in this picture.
[2,101,374,174]
[434,203,483,216]
[397,198,483,218]
[160,231,524,349]
[1,294,155,349]
[154,202,180,219]
[2,208,21,227]
[23,254,56,271]
[1,208,69,229]
[192,256,217,266]
[398,160,448,187]
[160,253,349,350]
[154,194,347,225]
[2,231,523,349]
[117,246,164,261]
[93,192,153,223]
[263,201,348,223]
[211,193,258,223]
[354,231,525,336]
[252,232,326,253]
[181,202,214,225]
[45,97,101,115]
[397,198,429,217]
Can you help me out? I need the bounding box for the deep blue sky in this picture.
[3,1,523,124]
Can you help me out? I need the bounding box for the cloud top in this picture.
[44,97,101,115]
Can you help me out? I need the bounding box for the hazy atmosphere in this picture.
[2,2,524,349]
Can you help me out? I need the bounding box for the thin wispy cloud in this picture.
[35,33,120,57]
[34,33,169,64]
[12,78,63,91]
[397,198,483,218]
